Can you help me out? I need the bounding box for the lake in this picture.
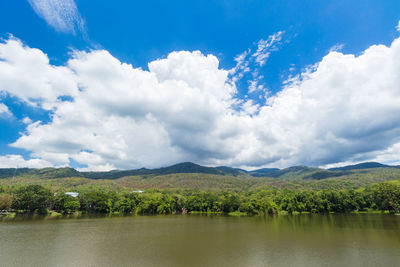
[1,214,400,266]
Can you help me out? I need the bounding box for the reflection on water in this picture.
[1,214,399,267]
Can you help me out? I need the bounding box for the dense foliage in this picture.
[10,185,53,215]
[1,182,399,215]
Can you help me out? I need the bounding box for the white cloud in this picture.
[0,154,53,168]
[230,50,250,79]
[329,43,344,52]
[368,142,400,166]
[252,31,284,67]
[27,0,86,35]
[230,31,285,94]
[1,36,400,170]
[22,117,33,124]
[0,38,78,109]
[0,103,12,116]
[5,46,239,169]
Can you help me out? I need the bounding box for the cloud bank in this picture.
[1,36,400,170]
[27,0,86,35]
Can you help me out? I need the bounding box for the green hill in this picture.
[1,161,400,192]
[1,161,400,193]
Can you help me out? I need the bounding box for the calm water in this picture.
[1,214,400,267]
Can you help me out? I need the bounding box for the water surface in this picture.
[1,214,399,266]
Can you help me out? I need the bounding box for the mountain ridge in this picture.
[0,161,399,180]
[328,162,398,171]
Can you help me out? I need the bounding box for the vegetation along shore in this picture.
[0,162,399,217]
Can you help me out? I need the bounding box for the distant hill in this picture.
[0,168,30,178]
[267,166,319,178]
[83,163,251,179]
[215,166,247,176]
[156,162,224,175]
[301,170,350,180]
[248,168,280,177]
[0,167,80,179]
[0,162,245,180]
[0,161,399,181]
[247,166,324,179]
[328,162,398,171]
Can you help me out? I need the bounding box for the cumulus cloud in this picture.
[0,154,53,168]
[0,38,78,109]
[259,42,400,167]
[3,46,239,170]
[27,0,86,35]
[1,36,400,170]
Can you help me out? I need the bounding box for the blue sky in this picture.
[1,0,400,170]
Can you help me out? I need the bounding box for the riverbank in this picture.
[1,209,398,223]
[2,182,400,217]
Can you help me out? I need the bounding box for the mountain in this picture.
[0,167,80,179]
[0,162,242,180]
[0,168,32,178]
[215,166,247,176]
[328,162,396,171]
[1,161,399,181]
[258,166,320,179]
[81,168,151,179]
[155,162,223,175]
[81,163,247,179]
[301,170,350,180]
[81,162,224,179]
[248,168,280,177]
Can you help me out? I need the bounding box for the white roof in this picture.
[65,192,79,197]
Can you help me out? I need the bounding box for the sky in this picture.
[0,0,400,171]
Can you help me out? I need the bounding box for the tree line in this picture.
[0,182,399,215]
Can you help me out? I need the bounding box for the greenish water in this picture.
[1,214,399,267]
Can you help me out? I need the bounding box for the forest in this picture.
[1,162,400,217]
[0,181,399,216]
